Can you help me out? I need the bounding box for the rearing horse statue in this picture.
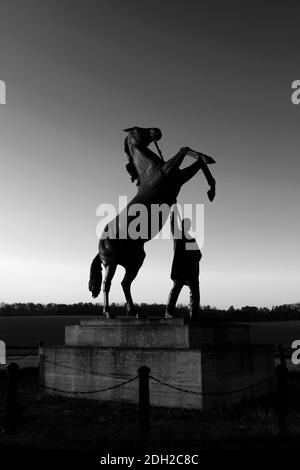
[89,127,216,318]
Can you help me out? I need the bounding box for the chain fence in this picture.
[0,343,289,436]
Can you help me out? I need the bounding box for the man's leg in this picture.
[188,278,200,319]
[165,280,184,318]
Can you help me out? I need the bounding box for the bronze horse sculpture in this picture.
[89,127,216,318]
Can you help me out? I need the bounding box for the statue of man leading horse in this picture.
[89,126,216,319]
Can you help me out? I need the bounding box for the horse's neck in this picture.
[131,146,162,183]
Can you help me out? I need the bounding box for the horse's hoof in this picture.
[207,188,216,202]
[136,312,147,320]
[104,311,116,319]
[165,312,174,319]
[189,313,203,322]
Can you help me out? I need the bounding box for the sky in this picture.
[0,0,299,308]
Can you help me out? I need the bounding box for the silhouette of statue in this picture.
[89,127,216,318]
[165,208,202,320]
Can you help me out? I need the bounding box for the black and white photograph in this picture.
[1,0,300,465]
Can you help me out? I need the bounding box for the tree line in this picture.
[0,302,299,321]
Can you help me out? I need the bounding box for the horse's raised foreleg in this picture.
[178,159,203,186]
[178,159,216,200]
[102,263,117,318]
[186,148,215,165]
[162,147,215,178]
[161,148,187,177]
[176,153,215,201]
[201,164,216,201]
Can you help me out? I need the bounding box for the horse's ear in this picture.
[124,136,130,157]
[123,127,136,132]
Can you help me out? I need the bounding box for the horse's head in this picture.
[123,127,162,148]
[123,127,162,186]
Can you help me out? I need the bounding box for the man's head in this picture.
[182,218,192,237]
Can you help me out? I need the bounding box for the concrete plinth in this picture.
[43,318,275,409]
[65,318,250,349]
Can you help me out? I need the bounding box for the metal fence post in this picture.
[138,365,150,436]
[38,340,45,388]
[5,362,20,434]
[276,344,289,436]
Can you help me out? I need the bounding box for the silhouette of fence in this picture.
[0,343,289,436]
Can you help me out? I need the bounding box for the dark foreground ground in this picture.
[1,367,300,466]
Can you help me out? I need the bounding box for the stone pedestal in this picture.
[43,318,275,409]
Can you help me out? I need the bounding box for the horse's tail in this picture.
[88,254,102,298]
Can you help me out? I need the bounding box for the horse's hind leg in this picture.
[121,261,145,319]
[102,263,117,319]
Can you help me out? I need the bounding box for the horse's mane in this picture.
[124,137,140,186]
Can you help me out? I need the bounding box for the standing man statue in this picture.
[165,206,203,320]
